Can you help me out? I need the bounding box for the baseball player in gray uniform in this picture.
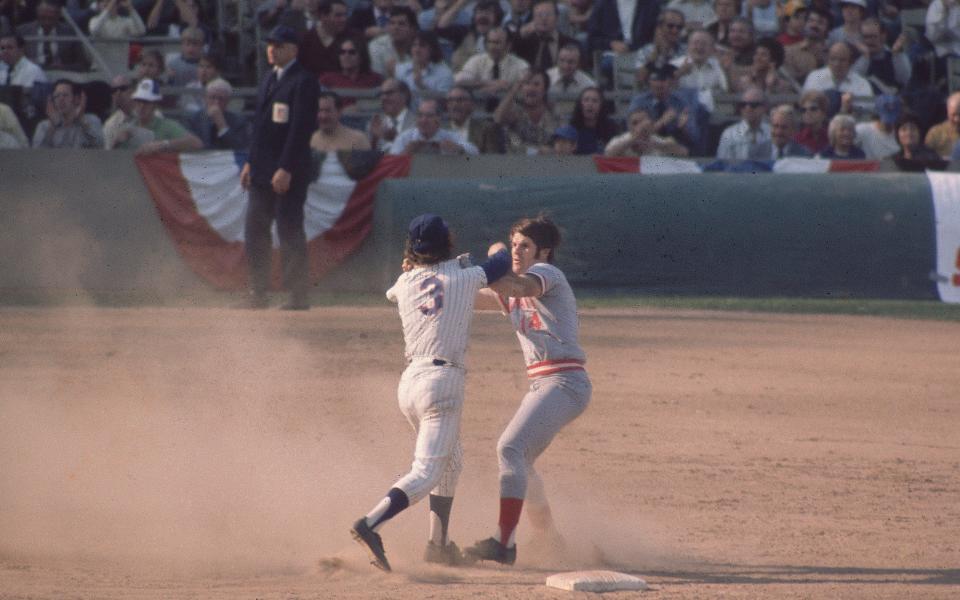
[351,213,510,572]
[465,215,591,566]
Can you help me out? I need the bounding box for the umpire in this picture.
[240,25,320,310]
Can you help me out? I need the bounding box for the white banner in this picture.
[926,172,960,303]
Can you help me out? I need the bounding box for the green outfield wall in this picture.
[0,151,942,302]
[352,173,939,299]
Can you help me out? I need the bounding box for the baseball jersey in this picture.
[387,259,489,366]
[507,262,587,377]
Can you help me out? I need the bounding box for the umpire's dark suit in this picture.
[245,36,319,307]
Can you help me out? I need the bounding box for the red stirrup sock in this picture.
[497,497,524,548]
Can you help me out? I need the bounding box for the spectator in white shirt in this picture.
[455,26,530,95]
[671,29,728,112]
[89,0,147,75]
[390,97,480,154]
[925,0,960,60]
[827,0,866,46]
[546,43,595,99]
[855,92,902,159]
[715,86,770,159]
[0,33,48,89]
[802,41,873,104]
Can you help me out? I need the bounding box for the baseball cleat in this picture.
[464,537,516,565]
[424,540,464,566]
[351,518,391,572]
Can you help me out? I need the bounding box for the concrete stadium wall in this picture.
[0,151,941,302]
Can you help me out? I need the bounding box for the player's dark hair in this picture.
[510,215,561,263]
[403,235,453,265]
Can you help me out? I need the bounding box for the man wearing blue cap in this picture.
[240,25,320,310]
[351,214,511,572]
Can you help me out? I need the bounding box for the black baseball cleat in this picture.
[464,537,516,565]
[351,518,391,572]
[424,540,464,566]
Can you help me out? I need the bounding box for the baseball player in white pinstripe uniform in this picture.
[351,213,511,572]
[465,215,591,566]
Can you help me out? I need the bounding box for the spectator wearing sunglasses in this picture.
[715,86,770,159]
[793,89,830,154]
[318,35,383,110]
[103,74,136,149]
[635,9,687,85]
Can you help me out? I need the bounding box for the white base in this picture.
[545,570,648,592]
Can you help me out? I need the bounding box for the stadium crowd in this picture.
[1,0,959,166]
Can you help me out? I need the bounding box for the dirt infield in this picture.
[1,306,958,599]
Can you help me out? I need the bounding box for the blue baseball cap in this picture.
[552,124,579,143]
[408,213,449,253]
[266,25,300,45]
[875,93,901,126]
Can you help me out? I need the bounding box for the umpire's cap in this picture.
[408,213,449,254]
[266,25,300,45]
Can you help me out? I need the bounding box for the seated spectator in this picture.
[802,41,873,105]
[719,16,755,88]
[855,93,901,159]
[777,0,807,47]
[586,0,659,61]
[925,92,960,159]
[0,100,29,148]
[146,0,202,38]
[32,79,104,148]
[180,51,226,113]
[893,113,948,172]
[165,26,205,88]
[309,90,372,151]
[852,18,910,93]
[447,0,505,73]
[926,0,960,65]
[350,0,394,41]
[818,113,865,158]
[828,0,865,46]
[783,8,830,84]
[16,0,89,71]
[367,78,415,150]
[550,123,578,155]
[793,89,830,154]
[733,37,794,95]
[445,85,505,153]
[134,48,165,81]
[605,106,689,156]
[547,43,596,101]
[635,9,688,84]
[671,30,728,113]
[319,35,384,111]
[301,0,354,76]
[742,0,778,39]
[186,79,251,150]
[715,86,770,159]
[568,86,619,154]
[111,78,202,154]
[513,0,578,72]
[0,33,48,89]
[503,0,534,37]
[749,104,811,159]
[369,6,418,77]
[395,31,454,104]
[455,26,529,95]
[565,0,593,48]
[103,74,135,149]
[706,0,739,47]
[389,97,479,154]
[89,0,147,75]
[628,63,706,155]
[667,0,715,32]
[493,69,560,154]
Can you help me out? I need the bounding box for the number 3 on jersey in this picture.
[418,276,444,315]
